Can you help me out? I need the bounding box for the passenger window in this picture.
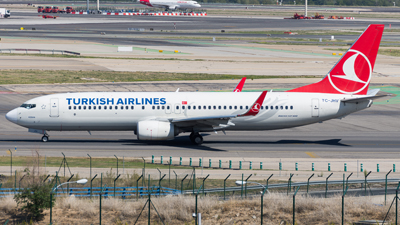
[131,106,134,110]
[261,106,264,110]
[240,106,243,110]
[224,106,226,109]
[275,106,278,110]
[290,106,293,110]
[208,106,211,110]
[265,106,268,110]
[176,106,179,110]
[246,106,248,110]
[69,106,71,110]
[109,106,112,110]
[218,106,221,109]
[203,106,206,109]
[183,106,185,110]
[94,106,97,110]
[83,106,86,110]
[285,106,288,110]
[167,106,170,110]
[157,106,160,110]
[78,106,81,110]
[213,106,216,109]
[104,106,107,110]
[125,106,128,110]
[162,106,165,110]
[121,106,123,110]
[193,106,196,110]
[229,106,232,109]
[115,106,117,110]
[89,106,91,110]
[188,106,191,110]
[142,106,145,110]
[152,106,155,110]
[271,106,273,110]
[234,106,237,110]
[280,106,283,110]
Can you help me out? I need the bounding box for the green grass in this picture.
[0,156,191,170]
[324,48,400,57]
[0,69,317,85]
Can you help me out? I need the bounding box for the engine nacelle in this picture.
[137,121,175,140]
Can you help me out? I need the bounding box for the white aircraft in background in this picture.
[139,0,201,10]
[6,25,386,145]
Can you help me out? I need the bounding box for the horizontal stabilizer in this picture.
[341,94,391,103]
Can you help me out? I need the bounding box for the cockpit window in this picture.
[20,104,36,109]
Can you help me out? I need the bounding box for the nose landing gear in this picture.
[189,132,203,145]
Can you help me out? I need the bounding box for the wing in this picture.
[167,91,267,131]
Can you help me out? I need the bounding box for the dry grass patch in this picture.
[0,193,396,224]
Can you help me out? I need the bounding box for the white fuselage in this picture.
[141,0,201,9]
[10,92,370,133]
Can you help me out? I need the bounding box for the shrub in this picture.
[14,182,55,220]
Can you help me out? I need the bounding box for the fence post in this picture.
[158,174,166,196]
[209,159,212,168]
[202,174,209,196]
[245,174,252,198]
[241,173,243,198]
[180,174,188,194]
[260,162,263,170]
[307,173,314,195]
[377,164,380,172]
[114,174,121,198]
[344,163,347,172]
[219,160,222,169]
[229,160,232,169]
[365,171,371,196]
[161,156,163,164]
[394,164,396,172]
[224,174,231,200]
[342,186,349,225]
[312,163,314,171]
[325,173,333,198]
[261,184,269,225]
[136,175,143,201]
[328,163,330,172]
[295,162,298,171]
[293,186,300,225]
[87,154,92,198]
[180,157,182,166]
[287,173,294,195]
[90,174,97,198]
[361,163,363,172]
[199,158,202,167]
[173,171,178,191]
[385,170,392,205]
[152,155,154,164]
[249,161,252,170]
[190,158,192,167]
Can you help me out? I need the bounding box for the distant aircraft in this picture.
[139,0,201,10]
[6,25,386,145]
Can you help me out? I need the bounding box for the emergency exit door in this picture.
[311,98,319,117]
[50,98,59,117]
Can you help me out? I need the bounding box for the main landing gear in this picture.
[41,134,49,142]
[189,132,203,145]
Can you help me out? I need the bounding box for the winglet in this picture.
[238,91,267,117]
[233,77,247,92]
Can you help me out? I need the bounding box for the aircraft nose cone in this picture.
[5,108,18,123]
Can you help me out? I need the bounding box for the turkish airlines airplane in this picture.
[6,24,385,145]
[139,0,201,10]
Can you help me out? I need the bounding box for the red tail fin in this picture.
[233,77,246,92]
[287,24,384,95]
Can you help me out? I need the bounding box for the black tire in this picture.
[42,136,49,142]
[192,134,203,145]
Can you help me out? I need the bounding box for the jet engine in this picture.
[137,121,176,140]
[168,6,177,10]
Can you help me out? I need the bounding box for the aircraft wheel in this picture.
[192,134,203,145]
[41,136,49,142]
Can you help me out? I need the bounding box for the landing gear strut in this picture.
[189,132,203,145]
[41,134,49,142]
